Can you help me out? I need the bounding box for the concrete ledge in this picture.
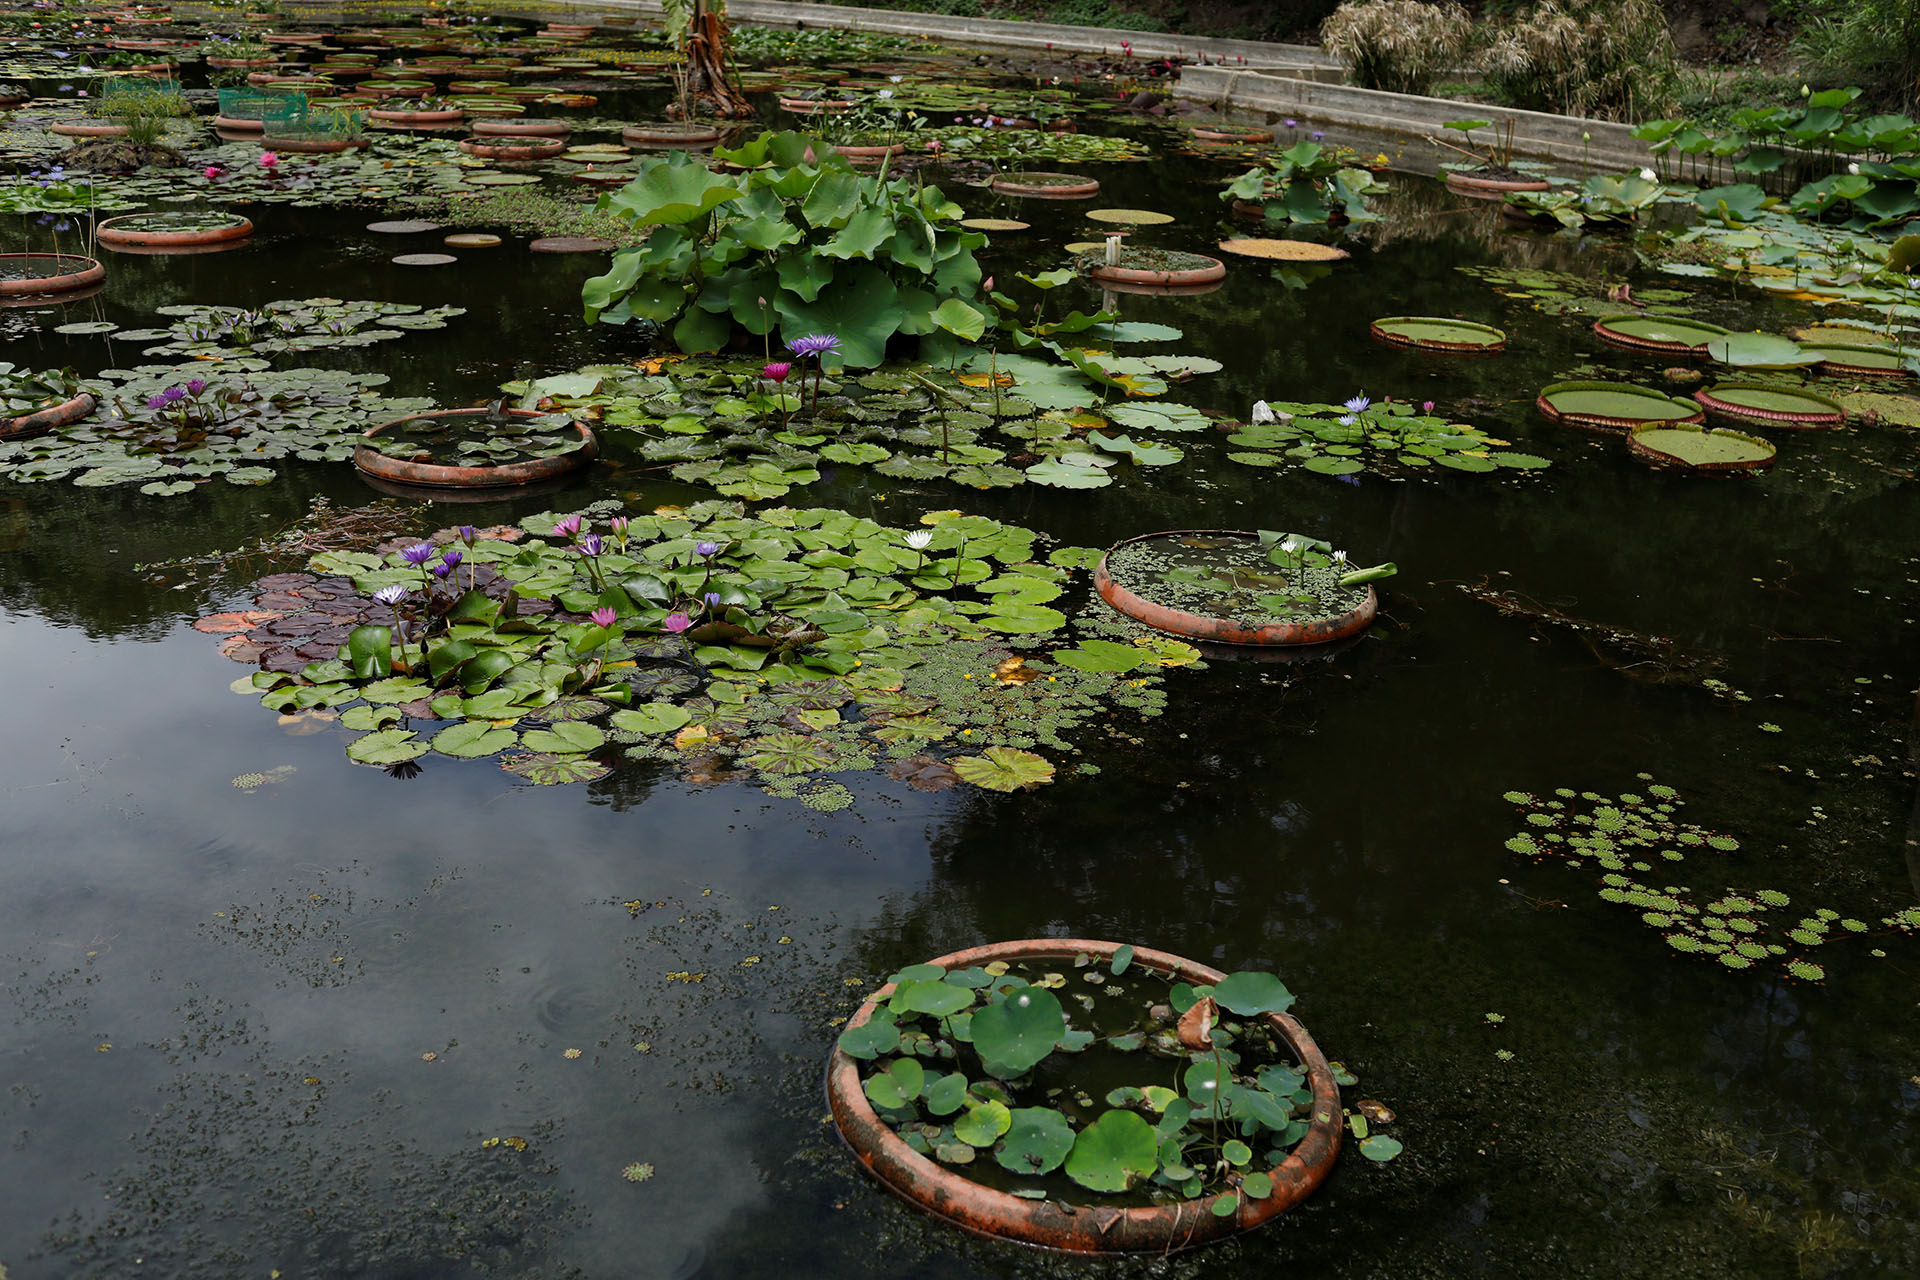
[1174,67,1654,171]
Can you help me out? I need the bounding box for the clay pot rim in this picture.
[50,121,131,137]
[1095,530,1377,647]
[1189,125,1273,142]
[3,391,95,441]
[97,213,253,248]
[1088,254,1227,287]
[1443,169,1551,193]
[991,172,1100,198]
[354,408,599,489]
[1626,422,1776,472]
[827,937,1342,1254]
[0,252,107,296]
[457,136,565,157]
[471,117,570,136]
[367,107,466,123]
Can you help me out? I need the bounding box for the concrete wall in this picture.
[1173,67,1656,171]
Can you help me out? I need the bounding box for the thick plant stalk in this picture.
[676,5,754,120]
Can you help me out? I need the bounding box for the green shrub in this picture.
[1479,0,1681,121]
[1322,0,1472,96]
[1794,0,1920,110]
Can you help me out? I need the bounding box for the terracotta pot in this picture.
[828,938,1343,1254]
[3,392,95,441]
[1095,276,1227,296]
[457,135,564,160]
[97,214,253,249]
[1095,531,1378,647]
[831,143,905,160]
[0,253,106,297]
[1190,125,1272,143]
[622,122,725,147]
[50,121,131,138]
[354,409,599,490]
[368,107,465,125]
[472,116,568,137]
[259,135,367,153]
[1089,254,1227,287]
[1444,169,1550,196]
[205,56,280,68]
[991,172,1100,198]
[780,97,853,114]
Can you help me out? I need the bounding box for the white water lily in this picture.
[1847,162,1860,175]
[1103,233,1123,266]
[1638,167,1656,182]
[1251,400,1277,424]
[904,529,933,550]
[1333,550,1349,565]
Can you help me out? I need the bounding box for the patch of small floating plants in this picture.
[126,298,466,358]
[1627,423,1775,472]
[360,407,589,467]
[1536,381,1704,432]
[202,502,1212,802]
[1502,779,1920,983]
[830,942,1391,1253]
[0,361,433,494]
[1229,397,1550,476]
[1369,316,1506,354]
[1097,531,1393,647]
[502,349,1221,497]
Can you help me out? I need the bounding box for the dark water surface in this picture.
[2,35,1917,1280]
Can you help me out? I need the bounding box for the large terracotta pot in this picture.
[354,408,599,490]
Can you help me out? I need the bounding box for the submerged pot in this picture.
[0,252,106,297]
[3,392,94,440]
[354,408,599,490]
[1095,529,1377,647]
[828,938,1342,1254]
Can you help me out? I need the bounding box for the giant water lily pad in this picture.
[1537,381,1704,431]
[1693,382,1846,428]
[1592,314,1729,353]
[1704,332,1822,369]
[1370,316,1506,353]
[1628,424,1776,471]
[1800,342,1912,376]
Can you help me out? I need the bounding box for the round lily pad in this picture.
[1693,382,1846,428]
[1704,331,1821,369]
[1628,423,1775,472]
[1591,314,1729,354]
[465,172,542,186]
[1370,316,1507,354]
[1217,238,1349,261]
[444,233,502,248]
[959,218,1030,231]
[1536,381,1705,431]
[1087,208,1173,225]
[392,252,458,266]
[1800,342,1911,377]
[366,219,442,234]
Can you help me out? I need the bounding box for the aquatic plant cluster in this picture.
[1502,780,1920,983]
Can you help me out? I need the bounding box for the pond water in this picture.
[2,16,1918,1280]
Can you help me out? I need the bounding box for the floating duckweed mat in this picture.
[1369,317,1507,353]
[1536,381,1705,431]
[1627,424,1775,472]
[1502,780,1920,983]
[1693,382,1846,428]
[204,502,1209,800]
[1229,399,1549,476]
[1591,314,1729,353]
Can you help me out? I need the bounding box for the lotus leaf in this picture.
[1063,1109,1158,1193]
[969,984,1065,1077]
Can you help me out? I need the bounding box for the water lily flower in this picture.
[146,393,168,410]
[457,525,476,545]
[762,361,792,382]
[1344,393,1370,414]
[373,584,407,606]
[186,379,207,395]
[552,514,582,538]
[1847,162,1860,175]
[1421,400,1436,414]
[259,151,278,167]
[401,543,436,566]
[1251,400,1277,425]
[440,549,462,567]
[662,612,693,634]
[703,591,722,608]
[1638,167,1656,181]
[905,529,933,550]
[589,606,618,628]
[786,333,840,358]
[1284,118,1297,128]
[1333,550,1349,565]
[161,386,187,404]
[695,540,720,558]
[578,534,604,557]
[430,562,452,579]
[203,165,223,179]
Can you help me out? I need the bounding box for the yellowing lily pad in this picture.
[1217,238,1349,261]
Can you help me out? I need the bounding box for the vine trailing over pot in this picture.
[580,130,991,367]
[835,946,1400,1214]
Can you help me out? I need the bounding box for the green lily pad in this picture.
[499,752,612,785]
[431,722,520,757]
[345,728,428,766]
[951,746,1055,791]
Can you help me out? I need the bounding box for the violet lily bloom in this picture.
[552,514,582,538]
[373,584,407,606]
[663,612,693,634]
[695,541,720,558]
[401,543,436,566]
[786,333,840,358]
[578,534,604,557]
[441,549,462,567]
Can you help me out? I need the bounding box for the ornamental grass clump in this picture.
[1321,0,1472,96]
[1479,0,1682,122]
